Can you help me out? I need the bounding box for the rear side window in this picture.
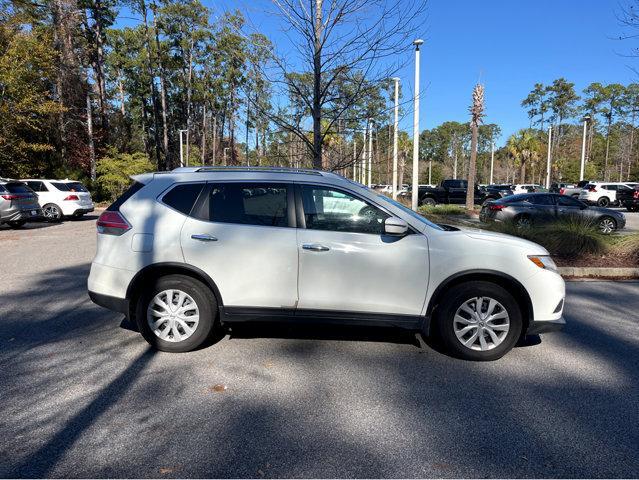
[107,181,145,211]
[197,183,289,227]
[51,182,71,191]
[526,195,554,206]
[162,183,204,215]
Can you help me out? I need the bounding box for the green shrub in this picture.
[486,215,609,258]
[95,151,154,202]
[418,204,467,216]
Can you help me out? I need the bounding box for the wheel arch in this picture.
[125,262,224,320]
[425,270,533,334]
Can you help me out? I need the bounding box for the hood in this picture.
[587,206,625,217]
[463,229,549,253]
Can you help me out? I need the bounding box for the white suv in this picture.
[22,179,94,221]
[88,167,565,361]
[578,182,639,207]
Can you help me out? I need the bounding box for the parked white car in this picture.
[88,166,565,361]
[578,182,639,207]
[21,179,94,221]
[512,184,543,194]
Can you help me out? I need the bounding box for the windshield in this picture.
[376,194,444,231]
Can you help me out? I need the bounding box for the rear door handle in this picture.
[191,234,218,242]
[302,243,330,252]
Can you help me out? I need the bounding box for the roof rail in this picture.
[172,166,324,176]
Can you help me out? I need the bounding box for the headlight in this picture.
[528,255,558,272]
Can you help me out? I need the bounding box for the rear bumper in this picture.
[70,207,94,216]
[61,201,95,216]
[88,291,129,315]
[2,207,43,222]
[526,316,566,334]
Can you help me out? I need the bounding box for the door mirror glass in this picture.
[384,217,408,235]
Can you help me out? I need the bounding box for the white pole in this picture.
[361,126,366,184]
[411,39,423,210]
[428,160,432,185]
[579,118,588,181]
[489,142,495,185]
[353,139,357,180]
[545,126,552,189]
[392,77,400,199]
[179,130,185,167]
[367,119,373,187]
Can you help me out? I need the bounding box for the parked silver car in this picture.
[480,193,626,234]
[0,178,43,228]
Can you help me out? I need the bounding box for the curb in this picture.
[558,266,639,279]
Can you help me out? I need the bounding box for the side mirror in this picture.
[384,217,408,235]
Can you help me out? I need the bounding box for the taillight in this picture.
[588,186,597,192]
[634,191,639,199]
[97,211,131,235]
[559,188,565,195]
[1,194,20,200]
[64,194,80,201]
[489,204,506,211]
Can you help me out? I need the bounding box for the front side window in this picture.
[301,185,389,234]
[201,183,289,227]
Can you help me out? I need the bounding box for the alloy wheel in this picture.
[598,217,616,234]
[43,204,61,220]
[453,297,510,351]
[147,289,200,342]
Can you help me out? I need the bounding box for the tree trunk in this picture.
[185,37,194,165]
[520,158,526,183]
[153,12,170,168]
[201,102,207,164]
[604,117,612,181]
[86,88,96,181]
[212,114,217,165]
[90,0,109,132]
[312,0,323,169]
[466,123,478,211]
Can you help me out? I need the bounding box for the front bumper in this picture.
[526,316,566,334]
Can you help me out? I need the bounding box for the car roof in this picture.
[21,178,80,182]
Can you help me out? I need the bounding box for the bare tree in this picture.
[258,0,426,169]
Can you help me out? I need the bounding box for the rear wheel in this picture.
[421,197,437,206]
[598,216,617,234]
[433,281,523,361]
[43,203,63,222]
[136,274,219,353]
[597,196,610,207]
[7,220,26,228]
[514,214,532,230]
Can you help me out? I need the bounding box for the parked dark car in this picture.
[479,193,626,234]
[550,182,574,194]
[0,179,43,228]
[483,184,515,198]
[618,184,639,212]
[418,179,502,206]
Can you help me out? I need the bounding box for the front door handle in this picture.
[302,243,330,252]
[191,234,218,242]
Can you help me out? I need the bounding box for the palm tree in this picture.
[466,84,485,210]
[506,129,541,183]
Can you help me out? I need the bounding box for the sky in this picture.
[117,0,637,146]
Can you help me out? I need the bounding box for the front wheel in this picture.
[598,216,617,234]
[597,197,610,207]
[433,281,523,361]
[136,274,219,353]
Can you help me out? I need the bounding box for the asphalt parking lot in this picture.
[0,216,638,478]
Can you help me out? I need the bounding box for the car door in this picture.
[525,194,557,223]
[180,182,299,309]
[295,184,429,316]
[447,180,467,203]
[556,194,584,218]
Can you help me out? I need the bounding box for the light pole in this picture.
[411,39,424,210]
[580,114,590,181]
[361,124,367,184]
[489,141,495,185]
[178,129,188,167]
[545,126,552,189]
[392,77,400,199]
[353,139,357,181]
[428,160,432,185]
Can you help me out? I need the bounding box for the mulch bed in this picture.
[554,252,638,268]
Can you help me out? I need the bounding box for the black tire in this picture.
[7,220,26,228]
[571,194,580,199]
[432,281,523,361]
[597,196,610,207]
[43,203,63,222]
[136,274,219,353]
[514,214,532,230]
[598,216,617,234]
[421,197,437,206]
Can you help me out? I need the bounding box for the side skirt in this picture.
[221,306,425,330]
